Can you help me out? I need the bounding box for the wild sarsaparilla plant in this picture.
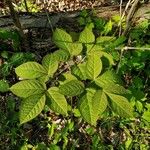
[10,24,133,125]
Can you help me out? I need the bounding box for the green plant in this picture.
[10,24,133,126]
[0,29,21,51]
[0,79,9,92]
[0,51,35,77]
[14,0,40,12]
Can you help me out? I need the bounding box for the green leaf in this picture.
[42,54,58,77]
[107,93,133,117]
[52,28,72,51]
[95,78,129,95]
[79,25,95,44]
[96,36,115,44]
[53,49,70,62]
[52,28,82,56]
[15,62,47,79]
[95,70,122,84]
[59,73,77,85]
[113,36,126,46]
[70,42,83,56]
[71,63,87,80]
[20,94,46,124]
[136,101,143,113]
[142,111,150,122]
[9,53,24,66]
[102,20,112,35]
[86,53,102,80]
[0,80,9,93]
[109,36,126,49]
[94,70,129,95]
[38,75,49,83]
[78,88,107,125]
[93,90,108,115]
[47,87,68,115]
[87,44,103,53]
[10,80,46,98]
[59,80,84,96]
[101,52,114,65]
[78,88,97,125]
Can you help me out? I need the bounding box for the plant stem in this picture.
[123,0,140,35]
[24,0,29,12]
[6,0,29,50]
[116,48,124,74]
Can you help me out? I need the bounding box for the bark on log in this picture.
[0,3,150,30]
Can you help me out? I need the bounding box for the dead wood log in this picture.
[0,3,150,30]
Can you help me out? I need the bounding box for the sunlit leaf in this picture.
[78,88,107,126]
[47,87,68,115]
[52,28,72,51]
[10,80,46,98]
[20,94,46,124]
[15,62,47,79]
[53,49,70,62]
[86,52,102,80]
[71,63,87,80]
[59,80,84,96]
[42,54,58,77]
[107,93,133,117]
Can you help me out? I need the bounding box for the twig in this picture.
[123,0,140,35]
[45,11,54,33]
[6,0,29,50]
[6,0,23,32]
[120,0,132,22]
[116,48,124,74]
[115,46,150,51]
[119,0,123,36]
[24,0,29,12]
[118,0,132,36]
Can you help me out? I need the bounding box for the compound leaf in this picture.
[94,70,129,95]
[20,94,46,124]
